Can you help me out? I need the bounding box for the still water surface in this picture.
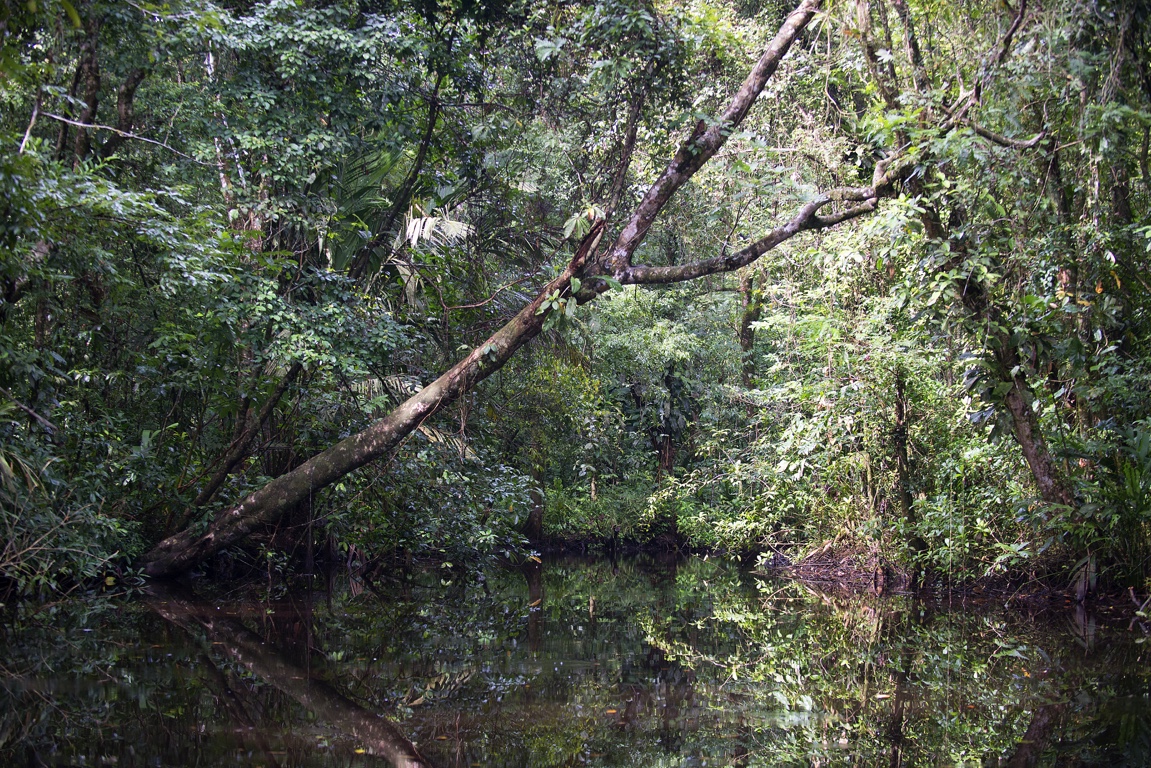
[2,555,1149,766]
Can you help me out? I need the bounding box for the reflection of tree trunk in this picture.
[1005,704,1064,768]
[523,560,544,654]
[886,644,914,768]
[195,651,283,768]
[147,587,434,768]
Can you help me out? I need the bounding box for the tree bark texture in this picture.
[892,371,917,534]
[72,18,101,163]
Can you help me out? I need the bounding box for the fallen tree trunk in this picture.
[141,0,909,577]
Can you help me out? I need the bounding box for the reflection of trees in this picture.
[147,586,435,768]
[1005,703,1065,768]
[640,578,1151,765]
[523,559,543,654]
[4,560,1151,765]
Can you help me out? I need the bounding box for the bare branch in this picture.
[965,121,1046,149]
[0,385,57,433]
[619,196,865,285]
[604,79,648,218]
[41,113,207,164]
[615,154,913,285]
[601,0,823,274]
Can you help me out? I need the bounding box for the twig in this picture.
[444,273,539,311]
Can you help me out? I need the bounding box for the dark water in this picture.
[2,555,1149,766]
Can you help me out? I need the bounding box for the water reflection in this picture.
[1,555,1149,766]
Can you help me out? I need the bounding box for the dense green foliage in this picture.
[1,0,1150,594]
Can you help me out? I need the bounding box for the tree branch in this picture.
[601,0,822,275]
[192,362,305,508]
[41,113,207,163]
[604,79,648,218]
[612,154,912,286]
[965,121,1046,149]
[620,196,871,285]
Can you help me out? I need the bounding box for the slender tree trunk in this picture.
[738,267,763,388]
[915,188,1075,510]
[525,451,544,543]
[349,76,444,280]
[892,370,923,552]
[100,68,148,160]
[193,361,304,508]
[72,18,101,164]
[996,346,1075,508]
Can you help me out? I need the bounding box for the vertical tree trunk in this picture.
[73,19,101,164]
[916,192,1075,511]
[892,370,923,552]
[995,346,1075,508]
[738,267,763,388]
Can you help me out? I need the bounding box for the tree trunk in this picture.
[996,347,1075,508]
[72,18,101,164]
[892,370,924,553]
[915,185,1075,511]
[525,455,544,543]
[738,267,763,388]
[1005,703,1065,768]
[192,361,304,508]
[141,0,895,577]
[142,223,608,576]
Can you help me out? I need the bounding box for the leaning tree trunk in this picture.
[141,223,606,576]
[995,345,1075,508]
[142,0,922,577]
